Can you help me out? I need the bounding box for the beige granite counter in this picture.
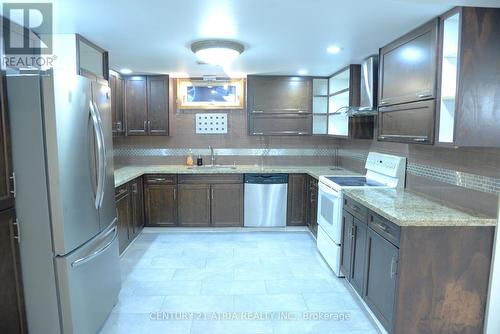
[114,165,358,187]
[343,188,497,227]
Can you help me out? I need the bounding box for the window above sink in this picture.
[176,78,245,110]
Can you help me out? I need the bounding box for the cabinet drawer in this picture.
[145,174,177,185]
[115,184,129,199]
[344,197,368,222]
[178,174,243,184]
[369,213,401,247]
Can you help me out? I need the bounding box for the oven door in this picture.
[317,182,343,244]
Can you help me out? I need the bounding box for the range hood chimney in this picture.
[350,55,378,116]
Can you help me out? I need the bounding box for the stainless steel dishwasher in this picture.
[244,174,288,227]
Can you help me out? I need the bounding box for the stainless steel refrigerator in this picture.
[7,70,121,334]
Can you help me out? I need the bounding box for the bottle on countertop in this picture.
[186,149,194,166]
[197,155,203,166]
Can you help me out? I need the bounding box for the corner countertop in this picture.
[343,188,497,227]
[114,165,358,187]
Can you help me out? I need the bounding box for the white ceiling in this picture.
[48,0,500,77]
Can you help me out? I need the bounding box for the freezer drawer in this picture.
[55,223,121,334]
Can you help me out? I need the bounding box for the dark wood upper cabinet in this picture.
[124,75,169,136]
[178,184,211,227]
[109,71,125,136]
[147,76,169,135]
[124,76,148,135]
[0,208,26,334]
[76,34,109,81]
[379,19,438,107]
[247,76,312,136]
[144,175,178,227]
[211,184,243,227]
[287,174,308,226]
[248,76,312,113]
[435,7,500,147]
[0,73,14,212]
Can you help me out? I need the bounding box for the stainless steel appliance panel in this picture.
[359,56,378,111]
[244,174,288,227]
[43,73,101,255]
[55,222,120,334]
[91,81,117,231]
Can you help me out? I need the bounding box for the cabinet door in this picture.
[115,188,132,254]
[211,184,243,227]
[247,76,312,113]
[340,210,354,277]
[124,76,148,135]
[147,76,169,135]
[249,113,312,136]
[309,178,318,238]
[0,208,26,334]
[287,174,308,226]
[144,184,177,227]
[364,228,399,332]
[178,184,211,227]
[379,19,438,106]
[130,178,144,237]
[351,217,367,294]
[110,73,124,135]
[0,74,14,211]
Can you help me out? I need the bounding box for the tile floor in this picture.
[99,230,380,334]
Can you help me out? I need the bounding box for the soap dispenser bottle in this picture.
[186,149,194,166]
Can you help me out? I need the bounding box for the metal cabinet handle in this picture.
[351,225,356,239]
[390,255,398,278]
[416,92,432,99]
[116,121,122,131]
[253,132,264,135]
[143,120,147,131]
[373,221,388,232]
[148,120,152,132]
[150,177,167,182]
[380,101,388,105]
[173,188,177,201]
[211,188,214,200]
[9,172,16,198]
[413,138,428,142]
[252,110,264,113]
[131,183,138,193]
[207,189,210,201]
[13,219,20,244]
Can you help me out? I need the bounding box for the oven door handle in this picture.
[319,182,340,198]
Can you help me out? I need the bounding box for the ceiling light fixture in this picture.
[191,40,244,66]
[120,68,133,74]
[327,45,342,54]
[298,69,308,75]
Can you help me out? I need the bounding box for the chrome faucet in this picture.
[209,145,215,166]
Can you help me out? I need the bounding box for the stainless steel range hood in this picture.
[350,55,378,116]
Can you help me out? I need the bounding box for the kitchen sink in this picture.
[187,164,238,170]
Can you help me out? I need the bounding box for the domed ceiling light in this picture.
[191,40,244,66]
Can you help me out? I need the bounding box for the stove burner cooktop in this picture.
[325,176,385,187]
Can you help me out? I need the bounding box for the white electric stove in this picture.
[317,152,407,277]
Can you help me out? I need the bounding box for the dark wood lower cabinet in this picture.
[130,177,144,236]
[178,184,211,227]
[287,174,308,226]
[115,177,145,254]
[364,227,398,331]
[0,208,26,334]
[211,184,243,227]
[341,196,494,334]
[340,210,354,277]
[145,184,178,227]
[308,177,318,237]
[115,185,132,254]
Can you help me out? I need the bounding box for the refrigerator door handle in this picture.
[71,224,117,268]
[89,102,105,209]
[92,101,107,208]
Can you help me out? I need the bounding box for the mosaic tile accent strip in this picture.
[339,149,500,195]
[114,147,338,157]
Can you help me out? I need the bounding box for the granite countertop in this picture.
[114,165,358,187]
[343,188,497,227]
